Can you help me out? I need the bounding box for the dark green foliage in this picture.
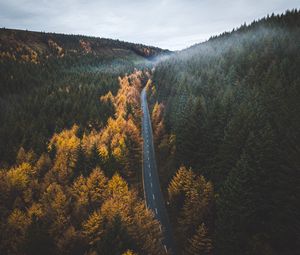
[75,146,88,177]
[0,28,167,166]
[95,216,135,255]
[0,57,119,165]
[152,9,300,255]
[88,144,102,170]
[24,216,55,255]
[216,121,300,255]
[0,33,161,253]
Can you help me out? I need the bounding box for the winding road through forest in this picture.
[141,87,175,255]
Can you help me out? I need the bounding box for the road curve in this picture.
[141,87,175,255]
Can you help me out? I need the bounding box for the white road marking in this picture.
[164,245,167,253]
[143,91,172,253]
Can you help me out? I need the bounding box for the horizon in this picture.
[1,0,299,50]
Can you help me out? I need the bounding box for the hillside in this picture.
[149,9,300,255]
[0,29,169,166]
[0,9,299,255]
[0,28,170,255]
[0,28,169,63]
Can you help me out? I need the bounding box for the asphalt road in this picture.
[141,87,175,255]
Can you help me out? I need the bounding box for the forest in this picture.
[0,9,299,255]
[149,9,300,255]
[0,29,168,254]
[0,28,168,166]
[0,67,168,254]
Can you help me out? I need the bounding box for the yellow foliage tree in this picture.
[3,209,31,254]
[168,166,214,251]
[41,183,70,239]
[185,223,213,255]
[82,211,105,246]
[47,125,80,184]
[7,163,33,190]
[122,250,138,255]
[87,167,108,207]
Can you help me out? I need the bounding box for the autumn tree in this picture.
[40,183,70,243]
[1,209,30,254]
[151,102,166,144]
[185,223,212,255]
[46,125,80,185]
[82,173,165,255]
[168,166,214,251]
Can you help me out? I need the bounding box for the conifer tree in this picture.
[185,223,212,255]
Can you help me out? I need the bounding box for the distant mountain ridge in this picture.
[186,8,300,51]
[0,28,170,63]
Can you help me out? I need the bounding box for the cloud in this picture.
[0,0,299,50]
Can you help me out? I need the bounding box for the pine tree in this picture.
[216,122,299,254]
[185,223,212,255]
[75,145,87,177]
[88,144,101,170]
[24,216,54,255]
[168,166,214,251]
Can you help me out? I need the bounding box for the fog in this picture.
[0,0,299,50]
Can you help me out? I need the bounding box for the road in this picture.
[141,87,175,255]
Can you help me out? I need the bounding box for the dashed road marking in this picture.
[164,245,167,253]
[143,91,172,254]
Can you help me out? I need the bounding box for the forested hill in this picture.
[0,9,299,255]
[0,28,170,254]
[149,9,300,255]
[0,28,169,62]
[0,29,168,166]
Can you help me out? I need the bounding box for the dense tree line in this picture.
[0,56,117,165]
[151,9,300,255]
[0,28,168,166]
[0,27,171,255]
[0,28,169,61]
[0,35,159,166]
[0,69,167,254]
[1,9,299,255]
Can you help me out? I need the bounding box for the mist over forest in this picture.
[0,7,299,255]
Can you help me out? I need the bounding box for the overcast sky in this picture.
[0,0,299,50]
